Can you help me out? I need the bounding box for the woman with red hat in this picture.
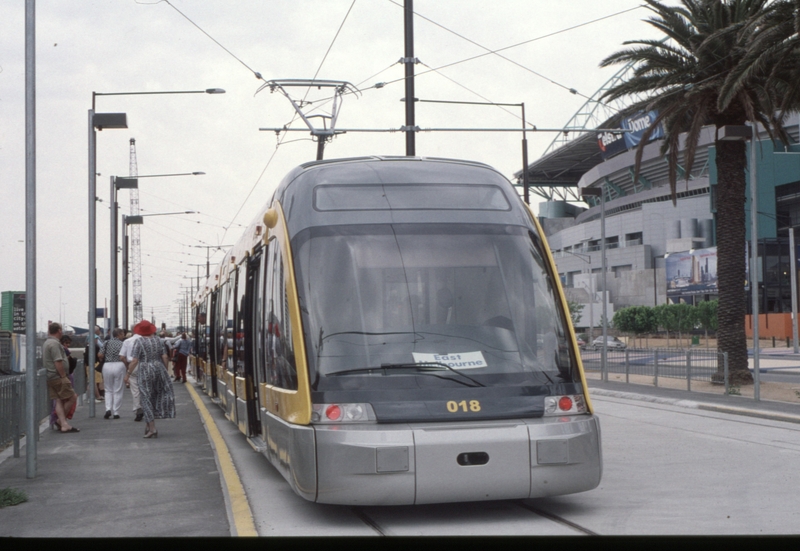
[124,319,175,438]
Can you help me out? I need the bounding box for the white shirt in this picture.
[120,334,143,362]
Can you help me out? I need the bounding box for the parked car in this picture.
[591,336,626,350]
[576,336,587,349]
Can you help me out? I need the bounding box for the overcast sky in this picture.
[0,0,663,330]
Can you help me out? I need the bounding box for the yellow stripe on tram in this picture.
[186,382,258,537]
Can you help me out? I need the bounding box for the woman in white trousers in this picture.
[99,328,126,419]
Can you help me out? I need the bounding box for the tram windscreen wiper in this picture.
[326,362,485,387]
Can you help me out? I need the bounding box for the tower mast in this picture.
[129,138,144,324]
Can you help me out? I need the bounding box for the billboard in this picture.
[597,110,665,160]
[666,247,718,297]
[1,291,26,333]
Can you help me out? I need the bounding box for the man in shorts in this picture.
[44,322,79,433]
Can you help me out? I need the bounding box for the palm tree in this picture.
[599,0,788,385]
[720,0,800,119]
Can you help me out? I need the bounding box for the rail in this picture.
[0,365,84,457]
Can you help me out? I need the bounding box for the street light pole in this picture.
[121,212,196,330]
[750,131,761,400]
[111,173,203,331]
[25,0,37,478]
[88,107,127,419]
[790,227,799,353]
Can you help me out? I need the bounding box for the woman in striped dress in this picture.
[124,320,175,438]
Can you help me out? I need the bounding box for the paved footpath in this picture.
[0,379,231,537]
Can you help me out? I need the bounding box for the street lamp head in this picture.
[192,172,205,175]
[92,112,128,130]
[205,88,226,94]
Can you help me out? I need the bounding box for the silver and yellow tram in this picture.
[192,156,602,505]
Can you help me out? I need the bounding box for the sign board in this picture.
[597,110,665,160]
[12,293,25,334]
[666,247,718,297]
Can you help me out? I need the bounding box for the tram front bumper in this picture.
[313,415,602,505]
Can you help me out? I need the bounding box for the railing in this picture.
[0,368,57,457]
[581,348,731,395]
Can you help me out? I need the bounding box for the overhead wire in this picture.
[146,0,266,81]
[220,1,359,245]
[362,4,647,98]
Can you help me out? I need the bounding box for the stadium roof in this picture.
[515,130,606,189]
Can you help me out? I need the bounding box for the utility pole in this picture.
[403,0,416,156]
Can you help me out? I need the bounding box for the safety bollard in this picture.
[723,352,729,395]
[625,349,629,384]
[654,350,659,387]
[686,350,692,392]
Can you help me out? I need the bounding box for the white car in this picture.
[591,336,626,350]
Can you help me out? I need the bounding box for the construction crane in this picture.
[129,138,144,324]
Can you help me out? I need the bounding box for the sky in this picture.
[0,0,664,331]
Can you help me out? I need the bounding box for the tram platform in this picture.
[0,377,232,537]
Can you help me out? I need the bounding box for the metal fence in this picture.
[581,347,731,394]
[0,332,11,375]
[0,368,54,457]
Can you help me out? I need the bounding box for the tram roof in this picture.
[272,156,534,236]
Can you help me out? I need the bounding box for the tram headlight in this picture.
[311,403,377,424]
[544,395,587,416]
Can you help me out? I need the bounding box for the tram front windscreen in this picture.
[292,223,580,406]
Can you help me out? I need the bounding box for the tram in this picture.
[191,156,602,505]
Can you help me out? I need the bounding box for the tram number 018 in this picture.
[446,400,481,413]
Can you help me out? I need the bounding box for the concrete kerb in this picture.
[590,387,800,425]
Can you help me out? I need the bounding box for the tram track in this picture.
[515,502,599,535]
[351,502,597,536]
[351,507,386,536]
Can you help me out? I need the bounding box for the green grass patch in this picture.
[0,487,28,508]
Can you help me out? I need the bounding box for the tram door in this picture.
[233,268,249,434]
[243,251,262,437]
[208,292,219,398]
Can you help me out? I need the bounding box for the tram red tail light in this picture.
[325,405,342,421]
[544,395,587,416]
[312,403,377,424]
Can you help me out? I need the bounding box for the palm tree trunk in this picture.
[714,138,754,385]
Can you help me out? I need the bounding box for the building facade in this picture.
[521,114,800,337]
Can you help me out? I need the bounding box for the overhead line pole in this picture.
[404,0,416,156]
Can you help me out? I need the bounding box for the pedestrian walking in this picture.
[124,320,175,438]
[93,325,106,403]
[99,328,126,419]
[120,331,143,422]
[49,335,77,430]
[173,332,192,383]
[44,322,79,433]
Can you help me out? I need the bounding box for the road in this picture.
[201,389,800,536]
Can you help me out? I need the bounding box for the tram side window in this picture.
[226,270,238,373]
[214,285,228,366]
[196,300,208,359]
[264,238,298,390]
[254,249,268,388]
[235,266,247,376]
